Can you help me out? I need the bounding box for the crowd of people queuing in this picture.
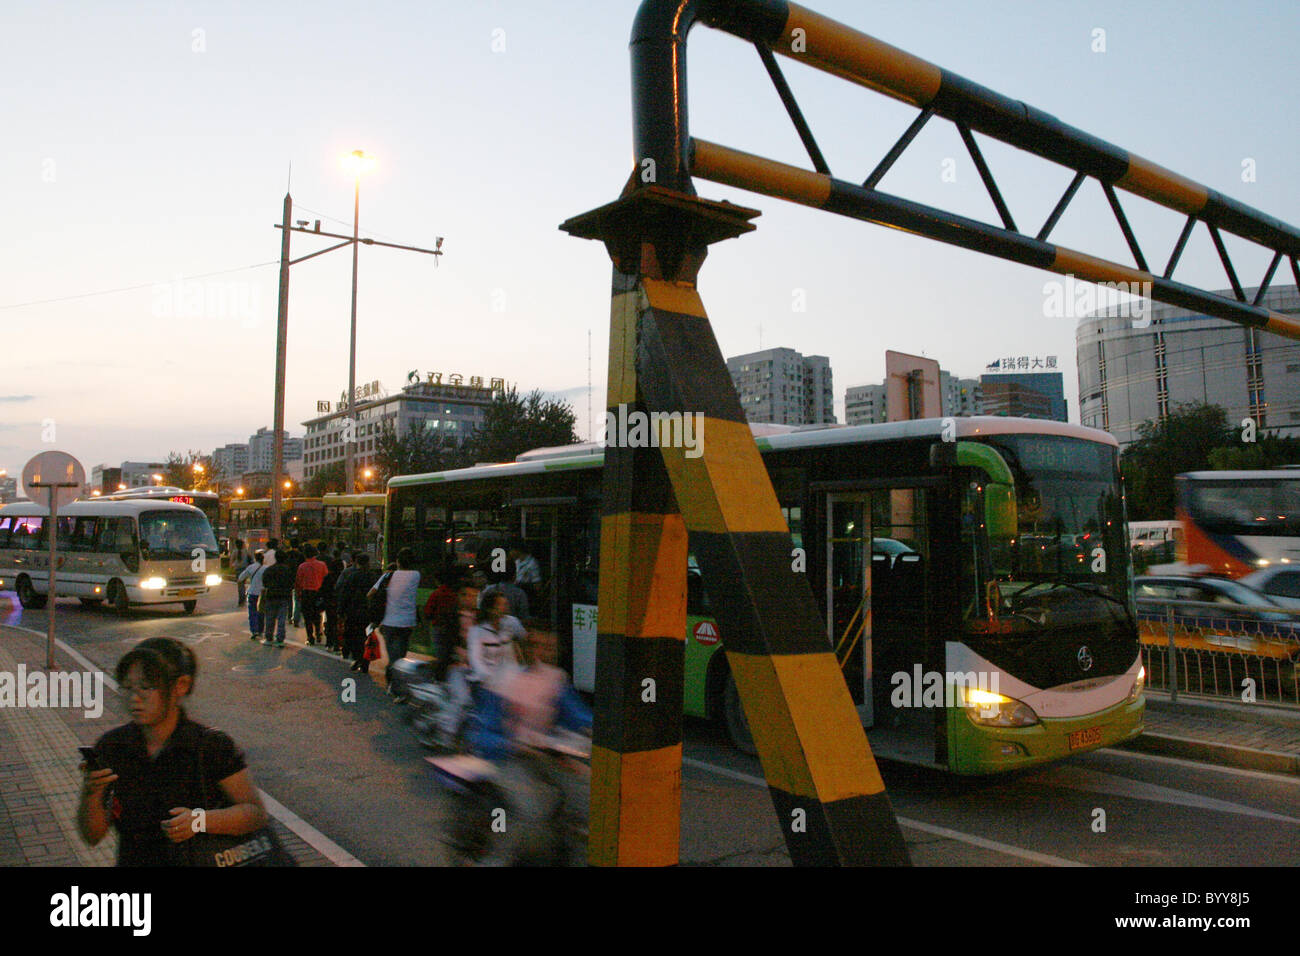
[80,537,589,866]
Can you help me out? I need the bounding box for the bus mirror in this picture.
[985,482,1018,539]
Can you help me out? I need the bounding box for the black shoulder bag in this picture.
[368,571,393,628]
[185,730,294,868]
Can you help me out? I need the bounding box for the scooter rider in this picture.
[468,624,591,865]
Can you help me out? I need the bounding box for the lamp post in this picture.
[343,149,374,495]
[269,154,441,533]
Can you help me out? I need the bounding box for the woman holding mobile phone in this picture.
[76,638,269,866]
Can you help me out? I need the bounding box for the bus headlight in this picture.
[1129,666,1146,702]
[965,688,1039,727]
[204,574,222,587]
[140,577,167,590]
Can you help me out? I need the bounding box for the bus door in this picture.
[827,494,874,726]
[826,486,934,751]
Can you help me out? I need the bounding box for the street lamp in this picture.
[268,152,439,537]
[342,149,375,496]
[152,473,163,484]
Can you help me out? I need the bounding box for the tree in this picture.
[1208,432,1300,470]
[373,418,461,485]
[464,387,580,465]
[1120,403,1234,520]
[305,461,346,497]
[163,450,215,490]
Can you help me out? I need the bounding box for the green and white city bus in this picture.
[385,417,1144,774]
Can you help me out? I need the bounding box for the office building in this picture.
[1077,285,1300,445]
[301,376,498,481]
[212,443,250,480]
[248,428,304,474]
[845,370,980,425]
[726,348,835,425]
[979,366,1067,421]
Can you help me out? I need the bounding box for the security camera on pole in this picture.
[22,451,86,669]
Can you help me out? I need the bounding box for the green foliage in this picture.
[1207,433,1300,470]
[1120,403,1234,520]
[373,418,461,485]
[305,461,346,497]
[463,387,580,465]
[163,450,214,491]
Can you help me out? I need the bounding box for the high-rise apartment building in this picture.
[726,348,835,425]
[845,370,980,425]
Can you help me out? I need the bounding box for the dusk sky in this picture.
[3,0,1298,477]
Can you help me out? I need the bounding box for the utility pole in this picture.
[269,159,442,525]
[345,166,361,493]
[271,192,292,540]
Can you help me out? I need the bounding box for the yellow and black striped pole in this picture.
[588,268,689,867]
[639,276,909,865]
[563,186,910,866]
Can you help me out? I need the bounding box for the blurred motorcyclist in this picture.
[468,624,591,865]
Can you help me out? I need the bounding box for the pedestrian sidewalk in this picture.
[1118,690,1300,775]
[0,622,336,867]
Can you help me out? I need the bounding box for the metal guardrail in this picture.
[1136,598,1300,706]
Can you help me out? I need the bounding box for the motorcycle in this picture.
[426,731,590,866]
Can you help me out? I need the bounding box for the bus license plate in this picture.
[178,588,197,598]
[1068,727,1102,750]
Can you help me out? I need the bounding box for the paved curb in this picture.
[1143,692,1300,728]
[1117,731,1300,776]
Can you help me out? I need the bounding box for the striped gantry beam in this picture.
[629,0,1300,339]
[637,276,909,866]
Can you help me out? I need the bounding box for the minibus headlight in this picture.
[964,688,1039,727]
[1129,666,1146,702]
[204,574,222,587]
[140,577,167,590]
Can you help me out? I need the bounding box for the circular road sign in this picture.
[22,451,87,508]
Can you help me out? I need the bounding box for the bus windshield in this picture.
[138,510,219,560]
[963,435,1129,631]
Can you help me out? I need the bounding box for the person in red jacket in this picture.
[294,544,329,645]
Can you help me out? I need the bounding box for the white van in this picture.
[0,499,221,614]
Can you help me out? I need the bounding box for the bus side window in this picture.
[14,517,44,550]
[0,516,10,548]
[72,517,99,552]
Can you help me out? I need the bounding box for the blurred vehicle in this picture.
[1134,573,1300,648]
[1176,471,1300,578]
[1239,566,1300,610]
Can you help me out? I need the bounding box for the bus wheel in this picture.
[109,581,130,616]
[16,576,47,610]
[723,673,758,755]
[181,600,197,615]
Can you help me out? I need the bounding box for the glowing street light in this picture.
[151,473,163,484]
[343,148,375,495]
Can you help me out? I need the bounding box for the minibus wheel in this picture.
[182,600,197,614]
[108,581,130,616]
[16,575,47,610]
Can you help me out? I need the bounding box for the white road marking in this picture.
[1026,764,1300,825]
[681,756,1087,867]
[257,789,365,867]
[1099,747,1300,785]
[1,621,365,866]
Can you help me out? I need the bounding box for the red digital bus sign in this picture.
[168,495,195,505]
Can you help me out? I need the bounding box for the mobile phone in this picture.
[78,746,100,770]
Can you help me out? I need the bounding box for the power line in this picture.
[0,260,280,312]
